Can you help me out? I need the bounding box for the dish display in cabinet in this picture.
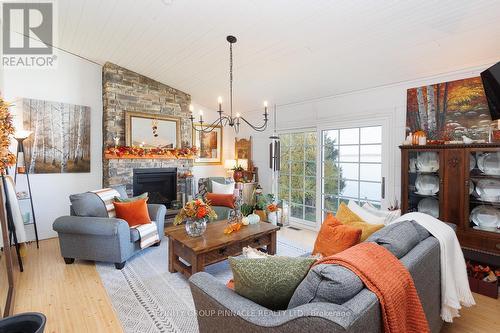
[468,151,500,234]
[405,151,441,218]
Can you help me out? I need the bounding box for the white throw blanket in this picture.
[393,212,475,322]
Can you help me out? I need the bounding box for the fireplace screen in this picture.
[133,168,177,208]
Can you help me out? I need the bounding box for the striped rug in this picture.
[96,236,309,333]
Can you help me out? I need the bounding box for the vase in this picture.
[267,212,278,225]
[185,217,207,237]
[254,210,267,222]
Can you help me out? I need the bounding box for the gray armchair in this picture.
[53,187,166,269]
[197,177,234,221]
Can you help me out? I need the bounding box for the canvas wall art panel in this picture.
[406,77,491,141]
[22,98,91,173]
[192,125,222,165]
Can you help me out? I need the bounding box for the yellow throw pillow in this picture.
[336,203,384,241]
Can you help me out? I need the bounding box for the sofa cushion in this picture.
[69,192,108,217]
[229,256,315,311]
[366,220,430,258]
[205,193,235,208]
[312,213,361,257]
[288,263,364,309]
[211,181,235,194]
[114,192,148,203]
[113,198,151,227]
[111,184,128,199]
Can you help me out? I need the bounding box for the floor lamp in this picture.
[13,130,39,249]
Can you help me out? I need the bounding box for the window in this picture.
[321,126,382,216]
[278,131,317,224]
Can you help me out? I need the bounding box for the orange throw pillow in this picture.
[113,198,151,227]
[206,193,235,209]
[312,213,362,257]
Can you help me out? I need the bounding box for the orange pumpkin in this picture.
[413,130,426,145]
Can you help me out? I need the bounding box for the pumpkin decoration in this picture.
[413,130,426,145]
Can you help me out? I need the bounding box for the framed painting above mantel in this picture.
[125,111,181,148]
[192,124,223,165]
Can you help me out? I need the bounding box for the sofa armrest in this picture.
[189,272,373,332]
[53,216,129,237]
[147,204,166,223]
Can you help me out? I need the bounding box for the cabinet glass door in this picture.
[407,151,441,218]
[468,150,500,234]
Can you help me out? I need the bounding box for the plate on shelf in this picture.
[473,226,500,233]
[417,197,439,218]
[470,154,476,171]
[469,181,474,195]
[416,152,439,172]
[470,206,500,228]
[415,174,439,195]
[474,179,500,202]
[477,152,500,176]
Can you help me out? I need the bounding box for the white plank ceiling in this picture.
[55,0,500,113]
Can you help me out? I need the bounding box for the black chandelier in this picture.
[189,35,269,134]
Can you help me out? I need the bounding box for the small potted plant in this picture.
[174,199,217,237]
[232,165,245,182]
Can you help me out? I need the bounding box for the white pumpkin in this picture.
[247,213,260,224]
[241,217,250,226]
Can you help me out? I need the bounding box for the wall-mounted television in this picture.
[481,61,500,120]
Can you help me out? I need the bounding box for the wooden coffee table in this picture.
[165,220,280,278]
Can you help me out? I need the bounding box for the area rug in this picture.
[96,236,310,333]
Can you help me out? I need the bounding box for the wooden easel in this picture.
[0,176,15,317]
[1,175,23,272]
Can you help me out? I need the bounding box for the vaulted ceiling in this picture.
[57,0,500,113]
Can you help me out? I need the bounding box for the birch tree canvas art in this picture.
[22,98,91,173]
[406,77,491,141]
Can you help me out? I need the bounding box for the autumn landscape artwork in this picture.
[22,98,91,173]
[406,77,491,141]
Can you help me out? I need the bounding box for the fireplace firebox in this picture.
[133,168,177,208]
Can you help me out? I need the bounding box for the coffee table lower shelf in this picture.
[165,221,279,278]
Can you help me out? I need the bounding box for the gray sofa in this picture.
[189,220,447,333]
[52,185,167,269]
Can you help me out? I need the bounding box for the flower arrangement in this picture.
[0,97,16,173]
[105,146,197,159]
[267,203,278,213]
[174,199,217,225]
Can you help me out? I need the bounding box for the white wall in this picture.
[1,52,103,240]
[243,63,495,224]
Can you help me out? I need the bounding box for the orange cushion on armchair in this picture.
[206,193,235,209]
[113,198,151,227]
[312,213,362,257]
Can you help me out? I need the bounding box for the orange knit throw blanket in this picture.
[314,243,429,333]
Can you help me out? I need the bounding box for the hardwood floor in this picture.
[12,239,123,333]
[10,231,500,333]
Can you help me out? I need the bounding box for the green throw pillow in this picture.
[114,192,148,202]
[228,256,315,310]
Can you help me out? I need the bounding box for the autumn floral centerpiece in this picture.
[174,199,217,237]
[0,97,16,173]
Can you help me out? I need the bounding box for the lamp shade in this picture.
[14,130,33,140]
[224,159,237,170]
[238,159,248,170]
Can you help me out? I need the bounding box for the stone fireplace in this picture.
[102,62,194,198]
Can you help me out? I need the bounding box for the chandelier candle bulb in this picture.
[218,97,222,111]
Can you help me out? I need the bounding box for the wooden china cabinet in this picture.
[400,143,500,255]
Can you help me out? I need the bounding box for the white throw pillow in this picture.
[347,200,386,225]
[362,202,401,225]
[211,180,235,195]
